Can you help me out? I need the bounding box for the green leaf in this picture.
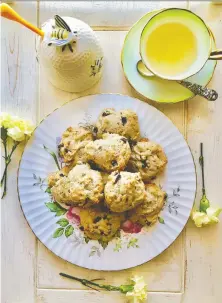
[65,225,74,238]
[1,127,8,142]
[114,239,122,252]
[56,218,69,227]
[84,237,90,244]
[89,250,96,257]
[98,240,108,249]
[89,246,100,257]
[53,227,64,238]
[45,202,67,216]
[158,217,165,224]
[45,202,60,212]
[54,202,67,211]
[45,187,51,194]
[127,238,139,249]
[43,145,61,170]
[56,209,67,217]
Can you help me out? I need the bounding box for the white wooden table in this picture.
[1,1,222,303]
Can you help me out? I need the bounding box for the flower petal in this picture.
[126,276,147,302]
[0,112,13,128]
[206,207,222,224]
[192,211,210,227]
[7,127,25,141]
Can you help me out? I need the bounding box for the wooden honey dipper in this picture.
[0,3,44,37]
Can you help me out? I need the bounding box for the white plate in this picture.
[18,94,196,271]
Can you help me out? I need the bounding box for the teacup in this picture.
[140,8,222,81]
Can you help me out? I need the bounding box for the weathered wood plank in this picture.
[39,1,187,28]
[37,289,183,303]
[37,236,183,292]
[184,2,222,303]
[1,2,38,303]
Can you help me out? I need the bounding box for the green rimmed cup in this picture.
[140,8,221,81]
[121,10,218,103]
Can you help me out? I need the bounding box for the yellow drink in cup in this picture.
[145,22,198,77]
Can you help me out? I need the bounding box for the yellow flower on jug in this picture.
[1,112,35,198]
[191,143,222,227]
[126,276,148,303]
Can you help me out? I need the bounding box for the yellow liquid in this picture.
[145,22,198,77]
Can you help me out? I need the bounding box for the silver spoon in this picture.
[137,60,218,101]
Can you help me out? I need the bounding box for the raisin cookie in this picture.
[128,139,167,181]
[85,133,131,172]
[80,207,124,242]
[58,127,93,164]
[96,108,140,140]
[129,183,166,226]
[104,171,145,212]
[51,163,104,207]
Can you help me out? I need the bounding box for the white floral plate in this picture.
[18,94,196,270]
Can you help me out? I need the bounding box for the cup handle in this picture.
[209,49,222,60]
[180,80,218,101]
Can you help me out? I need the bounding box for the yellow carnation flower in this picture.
[192,143,222,228]
[1,112,34,141]
[1,112,35,198]
[126,276,147,302]
[192,207,222,227]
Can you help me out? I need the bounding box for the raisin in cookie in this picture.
[128,183,166,226]
[96,108,140,140]
[51,163,104,207]
[58,127,93,164]
[104,171,145,212]
[128,139,167,181]
[47,166,72,188]
[80,207,124,242]
[85,133,131,172]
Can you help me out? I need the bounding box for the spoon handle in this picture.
[0,3,44,37]
[180,80,218,101]
[209,49,222,60]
